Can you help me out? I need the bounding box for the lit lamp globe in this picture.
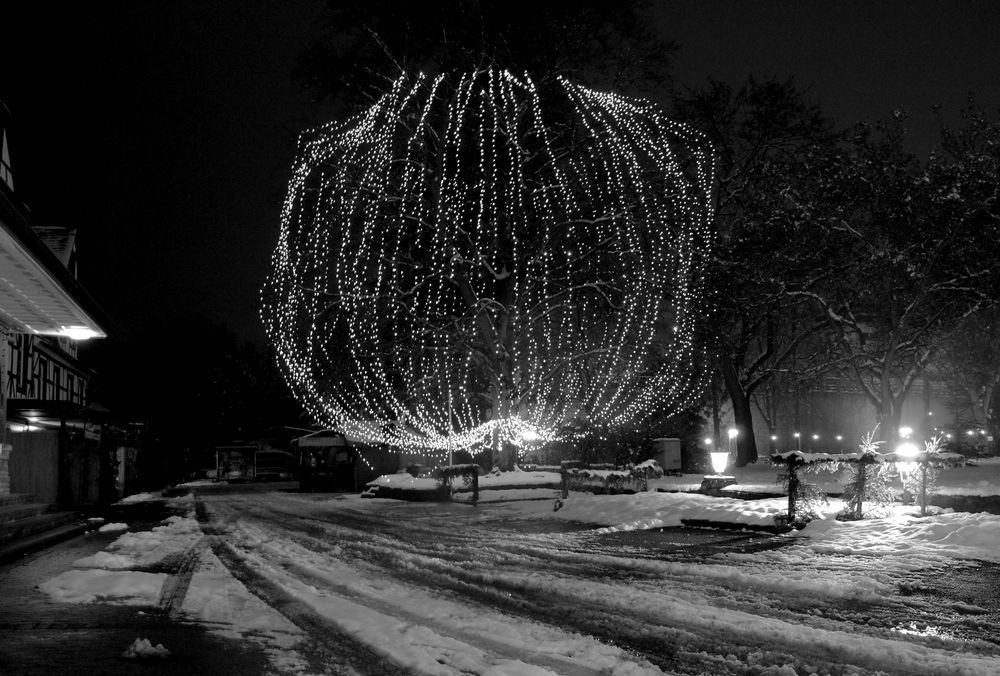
[710,451,729,476]
[895,440,920,477]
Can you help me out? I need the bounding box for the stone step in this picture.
[0,520,90,564]
[0,502,50,524]
[0,493,36,508]
[0,510,81,547]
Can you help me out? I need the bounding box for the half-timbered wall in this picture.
[5,333,87,404]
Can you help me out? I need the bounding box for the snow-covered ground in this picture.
[33,462,1000,675]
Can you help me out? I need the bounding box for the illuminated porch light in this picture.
[58,326,99,341]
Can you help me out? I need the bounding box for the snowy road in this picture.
[192,485,1000,676]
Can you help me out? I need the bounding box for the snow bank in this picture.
[540,491,785,531]
[122,637,170,659]
[116,491,163,504]
[794,510,1000,563]
[38,569,166,605]
[74,515,202,570]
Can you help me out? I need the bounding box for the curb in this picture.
[0,521,93,564]
[679,519,788,534]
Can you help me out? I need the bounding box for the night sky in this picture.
[4,1,999,347]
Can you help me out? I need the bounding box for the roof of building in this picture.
[0,187,111,338]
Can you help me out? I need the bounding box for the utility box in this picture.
[652,437,682,471]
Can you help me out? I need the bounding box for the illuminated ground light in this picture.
[261,69,715,458]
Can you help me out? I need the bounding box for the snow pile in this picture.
[98,522,129,533]
[535,491,786,531]
[74,515,202,570]
[116,491,163,504]
[38,568,167,605]
[121,637,170,659]
[370,470,563,492]
[794,510,1000,563]
[40,515,204,605]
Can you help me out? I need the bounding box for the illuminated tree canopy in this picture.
[262,70,715,459]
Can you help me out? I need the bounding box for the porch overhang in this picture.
[0,190,109,339]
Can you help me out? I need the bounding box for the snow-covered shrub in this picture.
[899,436,956,516]
[773,456,829,525]
[434,464,480,492]
[839,430,893,520]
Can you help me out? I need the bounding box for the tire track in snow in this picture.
[203,496,661,675]
[196,490,1000,676]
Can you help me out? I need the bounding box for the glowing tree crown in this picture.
[262,70,715,457]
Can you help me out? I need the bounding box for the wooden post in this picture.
[855,462,866,520]
[787,456,800,525]
[919,462,928,517]
[471,467,479,504]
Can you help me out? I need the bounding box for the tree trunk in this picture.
[710,376,721,446]
[876,397,903,448]
[719,355,758,466]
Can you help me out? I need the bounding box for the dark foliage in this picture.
[296,0,675,113]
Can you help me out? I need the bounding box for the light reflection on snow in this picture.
[892,622,959,641]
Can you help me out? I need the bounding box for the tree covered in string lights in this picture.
[261,70,715,467]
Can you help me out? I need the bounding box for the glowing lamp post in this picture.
[793,432,801,451]
[702,431,737,494]
[894,439,920,504]
[710,451,730,475]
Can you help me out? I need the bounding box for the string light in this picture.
[261,70,715,457]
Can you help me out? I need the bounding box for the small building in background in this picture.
[294,430,399,493]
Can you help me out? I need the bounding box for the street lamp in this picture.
[727,427,738,456]
[895,439,921,493]
[793,432,801,451]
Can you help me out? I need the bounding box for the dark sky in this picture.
[4,1,999,347]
